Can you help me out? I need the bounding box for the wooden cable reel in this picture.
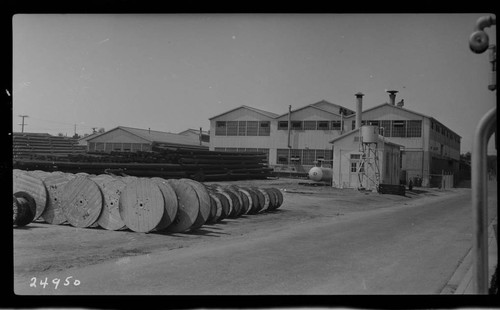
[150,177,179,231]
[13,191,37,227]
[40,173,76,224]
[119,178,164,233]
[165,179,199,233]
[180,179,211,230]
[13,170,47,221]
[91,175,127,231]
[62,175,103,228]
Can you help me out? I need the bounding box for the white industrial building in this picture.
[209,91,461,187]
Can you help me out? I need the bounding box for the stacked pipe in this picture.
[12,169,284,232]
[13,145,273,182]
[13,132,86,160]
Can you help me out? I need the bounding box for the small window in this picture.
[317,121,330,130]
[368,120,379,126]
[246,121,258,136]
[278,121,288,130]
[351,162,358,173]
[258,121,270,136]
[227,121,238,136]
[291,121,303,130]
[215,121,227,136]
[303,121,317,130]
[238,121,246,136]
[331,121,342,130]
[95,142,104,152]
[88,142,96,152]
[350,154,361,159]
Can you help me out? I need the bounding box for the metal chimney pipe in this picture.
[355,92,364,129]
[387,90,398,105]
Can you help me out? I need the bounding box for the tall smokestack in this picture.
[355,92,364,129]
[387,90,398,105]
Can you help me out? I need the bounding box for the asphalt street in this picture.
[15,185,497,295]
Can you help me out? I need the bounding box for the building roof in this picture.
[178,128,210,136]
[343,102,461,138]
[209,105,280,120]
[88,126,209,147]
[276,100,352,118]
[78,132,100,142]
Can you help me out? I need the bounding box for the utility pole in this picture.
[18,115,28,133]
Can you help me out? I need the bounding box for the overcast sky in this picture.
[12,13,496,154]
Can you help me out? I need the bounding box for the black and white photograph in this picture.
[10,12,497,299]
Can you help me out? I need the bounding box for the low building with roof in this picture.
[86,126,209,153]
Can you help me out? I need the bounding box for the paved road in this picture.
[16,186,497,295]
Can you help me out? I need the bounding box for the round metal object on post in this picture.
[119,178,165,233]
[41,173,76,225]
[151,177,179,231]
[180,179,211,231]
[62,176,103,228]
[91,176,127,231]
[308,167,333,183]
[165,179,200,233]
[13,192,37,227]
[13,170,47,221]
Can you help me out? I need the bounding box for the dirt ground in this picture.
[13,178,465,279]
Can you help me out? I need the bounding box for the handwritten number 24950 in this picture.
[30,276,80,289]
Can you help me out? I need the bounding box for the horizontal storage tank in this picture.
[361,125,379,143]
[308,167,333,182]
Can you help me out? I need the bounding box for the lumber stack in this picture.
[13,133,87,160]
[12,170,284,233]
[378,184,406,196]
[13,144,273,181]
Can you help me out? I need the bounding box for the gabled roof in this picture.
[310,99,355,114]
[178,128,210,136]
[209,105,279,120]
[276,100,353,118]
[276,104,342,118]
[88,126,209,147]
[78,132,100,142]
[328,128,402,148]
[344,103,461,137]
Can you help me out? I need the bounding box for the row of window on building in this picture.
[276,148,333,166]
[216,119,423,138]
[88,142,151,152]
[431,121,460,143]
[215,121,271,136]
[353,120,422,138]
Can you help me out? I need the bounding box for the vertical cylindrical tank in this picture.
[361,125,379,143]
[308,167,333,182]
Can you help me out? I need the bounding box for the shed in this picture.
[86,126,209,153]
[329,126,402,190]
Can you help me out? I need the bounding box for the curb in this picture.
[440,216,497,294]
